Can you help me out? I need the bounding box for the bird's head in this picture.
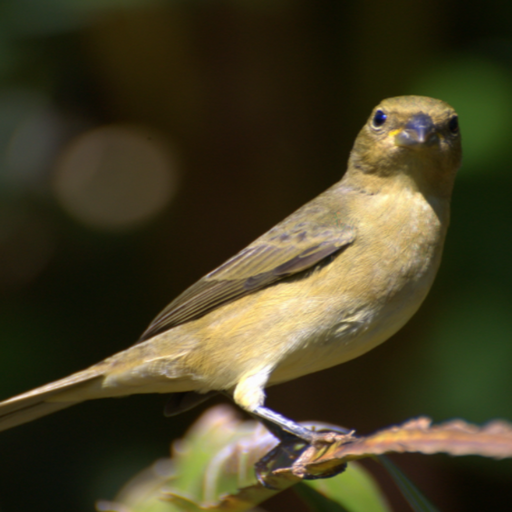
[348,96,462,198]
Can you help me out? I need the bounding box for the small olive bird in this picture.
[0,96,461,441]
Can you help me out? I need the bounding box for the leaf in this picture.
[297,461,392,512]
[295,416,512,480]
[294,482,351,512]
[97,408,512,512]
[97,406,277,512]
[378,456,439,512]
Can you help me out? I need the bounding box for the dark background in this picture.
[0,1,511,511]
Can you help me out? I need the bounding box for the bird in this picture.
[0,95,461,441]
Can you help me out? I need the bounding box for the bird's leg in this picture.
[250,405,315,442]
[251,405,350,485]
[231,370,319,442]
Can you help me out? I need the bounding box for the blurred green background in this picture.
[0,1,511,511]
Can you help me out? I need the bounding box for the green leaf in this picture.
[294,482,351,512]
[379,456,439,512]
[297,461,391,512]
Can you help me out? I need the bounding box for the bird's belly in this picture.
[269,282,428,384]
[270,202,445,383]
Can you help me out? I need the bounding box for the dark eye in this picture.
[372,109,387,128]
[448,115,459,133]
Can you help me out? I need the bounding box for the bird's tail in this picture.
[0,365,105,432]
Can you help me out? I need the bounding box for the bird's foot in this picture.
[251,405,349,445]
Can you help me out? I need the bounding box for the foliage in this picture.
[96,406,512,512]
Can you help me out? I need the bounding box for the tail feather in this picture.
[0,366,105,432]
[0,401,79,432]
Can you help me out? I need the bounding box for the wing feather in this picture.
[139,190,356,341]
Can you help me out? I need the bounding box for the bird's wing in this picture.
[138,218,356,341]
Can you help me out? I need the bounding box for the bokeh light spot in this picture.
[53,124,179,231]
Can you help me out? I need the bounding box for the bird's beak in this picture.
[395,113,438,147]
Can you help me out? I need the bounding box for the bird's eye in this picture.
[372,109,387,128]
[448,115,459,133]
